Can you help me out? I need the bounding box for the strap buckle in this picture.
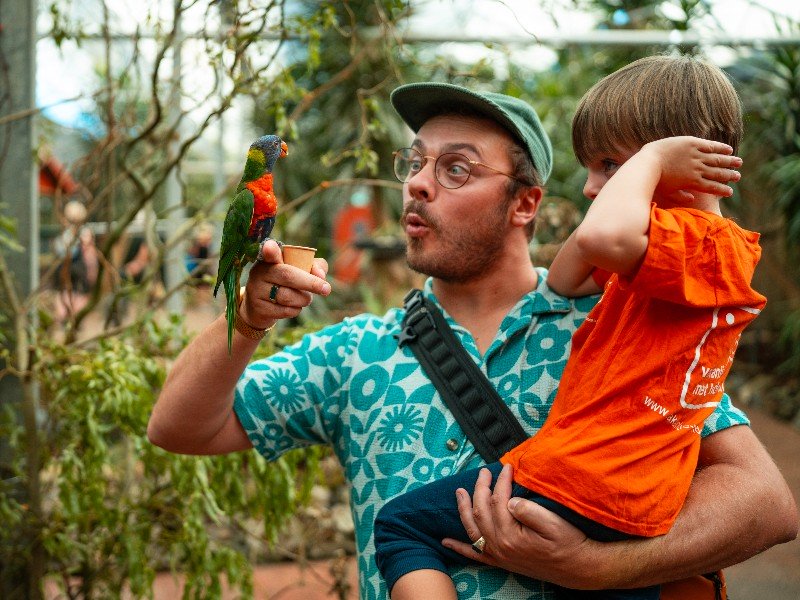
[397,289,436,347]
[402,288,424,312]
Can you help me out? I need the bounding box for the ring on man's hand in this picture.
[471,536,486,554]
[268,284,280,304]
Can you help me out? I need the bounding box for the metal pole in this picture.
[37,28,800,47]
[0,0,38,299]
[394,29,800,47]
[164,11,185,314]
[0,0,42,596]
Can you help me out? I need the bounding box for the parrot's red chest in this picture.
[245,173,277,235]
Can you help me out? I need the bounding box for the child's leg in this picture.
[374,463,504,599]
[390,570,459,600]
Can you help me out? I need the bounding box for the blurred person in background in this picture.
[54,225,99,326]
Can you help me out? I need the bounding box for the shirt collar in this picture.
[421,269,572,321]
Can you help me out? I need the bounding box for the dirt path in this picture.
[151,557,359,599]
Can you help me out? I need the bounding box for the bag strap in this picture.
[397,289,528,462]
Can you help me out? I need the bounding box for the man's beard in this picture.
[402,201,508,283]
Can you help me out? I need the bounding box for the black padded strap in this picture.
[397,289,528,463]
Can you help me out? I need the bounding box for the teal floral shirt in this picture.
[234,269,749,600]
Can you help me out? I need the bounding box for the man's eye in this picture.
[440,155,470,177]
[408,159,423,172]
[446,163,469,176]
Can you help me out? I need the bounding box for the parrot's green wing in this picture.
[215,188,255,353]
[215,188,254,298]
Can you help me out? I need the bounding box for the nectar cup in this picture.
[281,244,317,272]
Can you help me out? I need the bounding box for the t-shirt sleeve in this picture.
[701,392,749,437]
[233,321,351,461]
[620,206,761,308]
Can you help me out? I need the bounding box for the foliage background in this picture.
[1,1,798,598]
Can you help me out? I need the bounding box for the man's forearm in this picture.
[147,314,260,454]
[588,425,798,589]
[148,243,331,456]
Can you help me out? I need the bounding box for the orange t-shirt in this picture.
[501,206,766,537]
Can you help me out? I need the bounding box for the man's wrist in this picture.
[562,538,626,590]
[230,290,274,340]
[233,310,272,340]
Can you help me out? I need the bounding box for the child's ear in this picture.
[510,186,543,228]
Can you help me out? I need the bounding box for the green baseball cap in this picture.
[390,82,553,182]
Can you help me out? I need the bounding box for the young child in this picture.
[374,55,766,600]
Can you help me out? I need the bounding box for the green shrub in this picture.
[1,316,323,599]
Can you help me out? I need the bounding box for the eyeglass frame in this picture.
[392,147,526,189]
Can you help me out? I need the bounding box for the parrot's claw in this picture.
[257,238,283,263]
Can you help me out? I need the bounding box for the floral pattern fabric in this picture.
[234,269,749,600]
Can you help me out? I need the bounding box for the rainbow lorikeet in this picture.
[214,134,288,352]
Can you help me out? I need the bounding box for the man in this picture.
[148,82,797,599]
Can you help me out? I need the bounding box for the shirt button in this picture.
[446,438,459,451]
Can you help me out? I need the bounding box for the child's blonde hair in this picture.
[572,54,743,166]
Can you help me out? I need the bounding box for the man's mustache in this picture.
[401,202,438,230]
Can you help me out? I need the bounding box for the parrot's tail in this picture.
[223,267,239,354]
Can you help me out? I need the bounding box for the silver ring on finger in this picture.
[268,284,281,304]
[471,535,486,554]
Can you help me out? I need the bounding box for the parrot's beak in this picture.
[280,141,288,157]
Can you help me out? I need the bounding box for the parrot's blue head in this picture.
[250,134,288,171]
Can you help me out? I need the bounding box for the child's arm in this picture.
[574,136,741,277]
[546,230,603,297]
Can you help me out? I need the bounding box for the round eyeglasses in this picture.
[392,147,522,190]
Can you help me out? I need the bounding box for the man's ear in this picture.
[510,185,543,228]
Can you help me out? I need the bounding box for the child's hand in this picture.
[641,136,743,203]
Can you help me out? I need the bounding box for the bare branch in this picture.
[288,46,370,123]
[282,178,402,214]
